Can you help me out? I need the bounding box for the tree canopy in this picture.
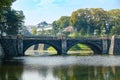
[52,8,120,36]
[0,0,25,35]
[5,10,25,35]
[0,0,15,17]
[52,16,70,35]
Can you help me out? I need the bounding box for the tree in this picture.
[90,8,110,36]
[70,8,110,36]
[52,16,70,34]
[0,0,15,13]
[58,16,70,29]
[108,9,120,35]
[70,8,93,35]
[110,25,120,35]
[53,8,120,37]
[52,21,58,36]
[0,0,17,35]
[5,10,25,35]
[31,27,37,35]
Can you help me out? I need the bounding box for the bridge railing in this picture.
[23,36,59,40]
[0,35,17,39]
[0,35,114,40]
[22,36,112,40]
[114,35,120,38]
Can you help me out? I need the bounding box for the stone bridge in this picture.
[0,36,120,57]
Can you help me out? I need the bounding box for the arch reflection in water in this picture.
[25,43,57,56]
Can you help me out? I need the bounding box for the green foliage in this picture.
[59,16,70,28]
[69,44,92,51]
[52,16,70,35]
[68,31,81,37]
[47,47,56,51]
[31,27,37,35]
[110,26,120,35]
[52,21,59,36]
[70,44,81,51]
[56,16,70,29]
[5,10,25,35]
[53,8,120,37]
[108,9,120,33]
[70,8,109,36]
[0,0,25,35]
[0,0,16,20]
[0,0,15,11]
[68,33,76,37]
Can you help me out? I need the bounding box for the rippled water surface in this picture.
[1,55,120,80]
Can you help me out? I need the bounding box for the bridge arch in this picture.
[23,40,61,55]
[67,40,102,54]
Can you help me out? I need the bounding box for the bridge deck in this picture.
[0,36,111,40]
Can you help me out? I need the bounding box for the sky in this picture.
[12,0,120,25]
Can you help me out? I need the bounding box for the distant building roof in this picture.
[37,21,48,28]
[63,26,75,32]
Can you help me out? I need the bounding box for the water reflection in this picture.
[25,51,56,56]
[53,66,116,80]
[0,61,23,80]
[0,56,120,80]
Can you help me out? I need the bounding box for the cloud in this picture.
[36,0,70,8]
[37,0,54,6]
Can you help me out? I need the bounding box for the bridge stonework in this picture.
[0,38,18,57]
[0,36,119,57]
[112,37,120,54]
[22,39,62,55]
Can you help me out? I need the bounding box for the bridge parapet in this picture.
[23,36,59,40]
[22,36,111,40]
[0,35,113,40]
[0,36,17,39]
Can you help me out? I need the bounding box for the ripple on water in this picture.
[13,55,120,67]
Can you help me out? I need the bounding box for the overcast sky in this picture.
[12,0,120,25]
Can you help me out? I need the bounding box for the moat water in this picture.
[1,54,120,80]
